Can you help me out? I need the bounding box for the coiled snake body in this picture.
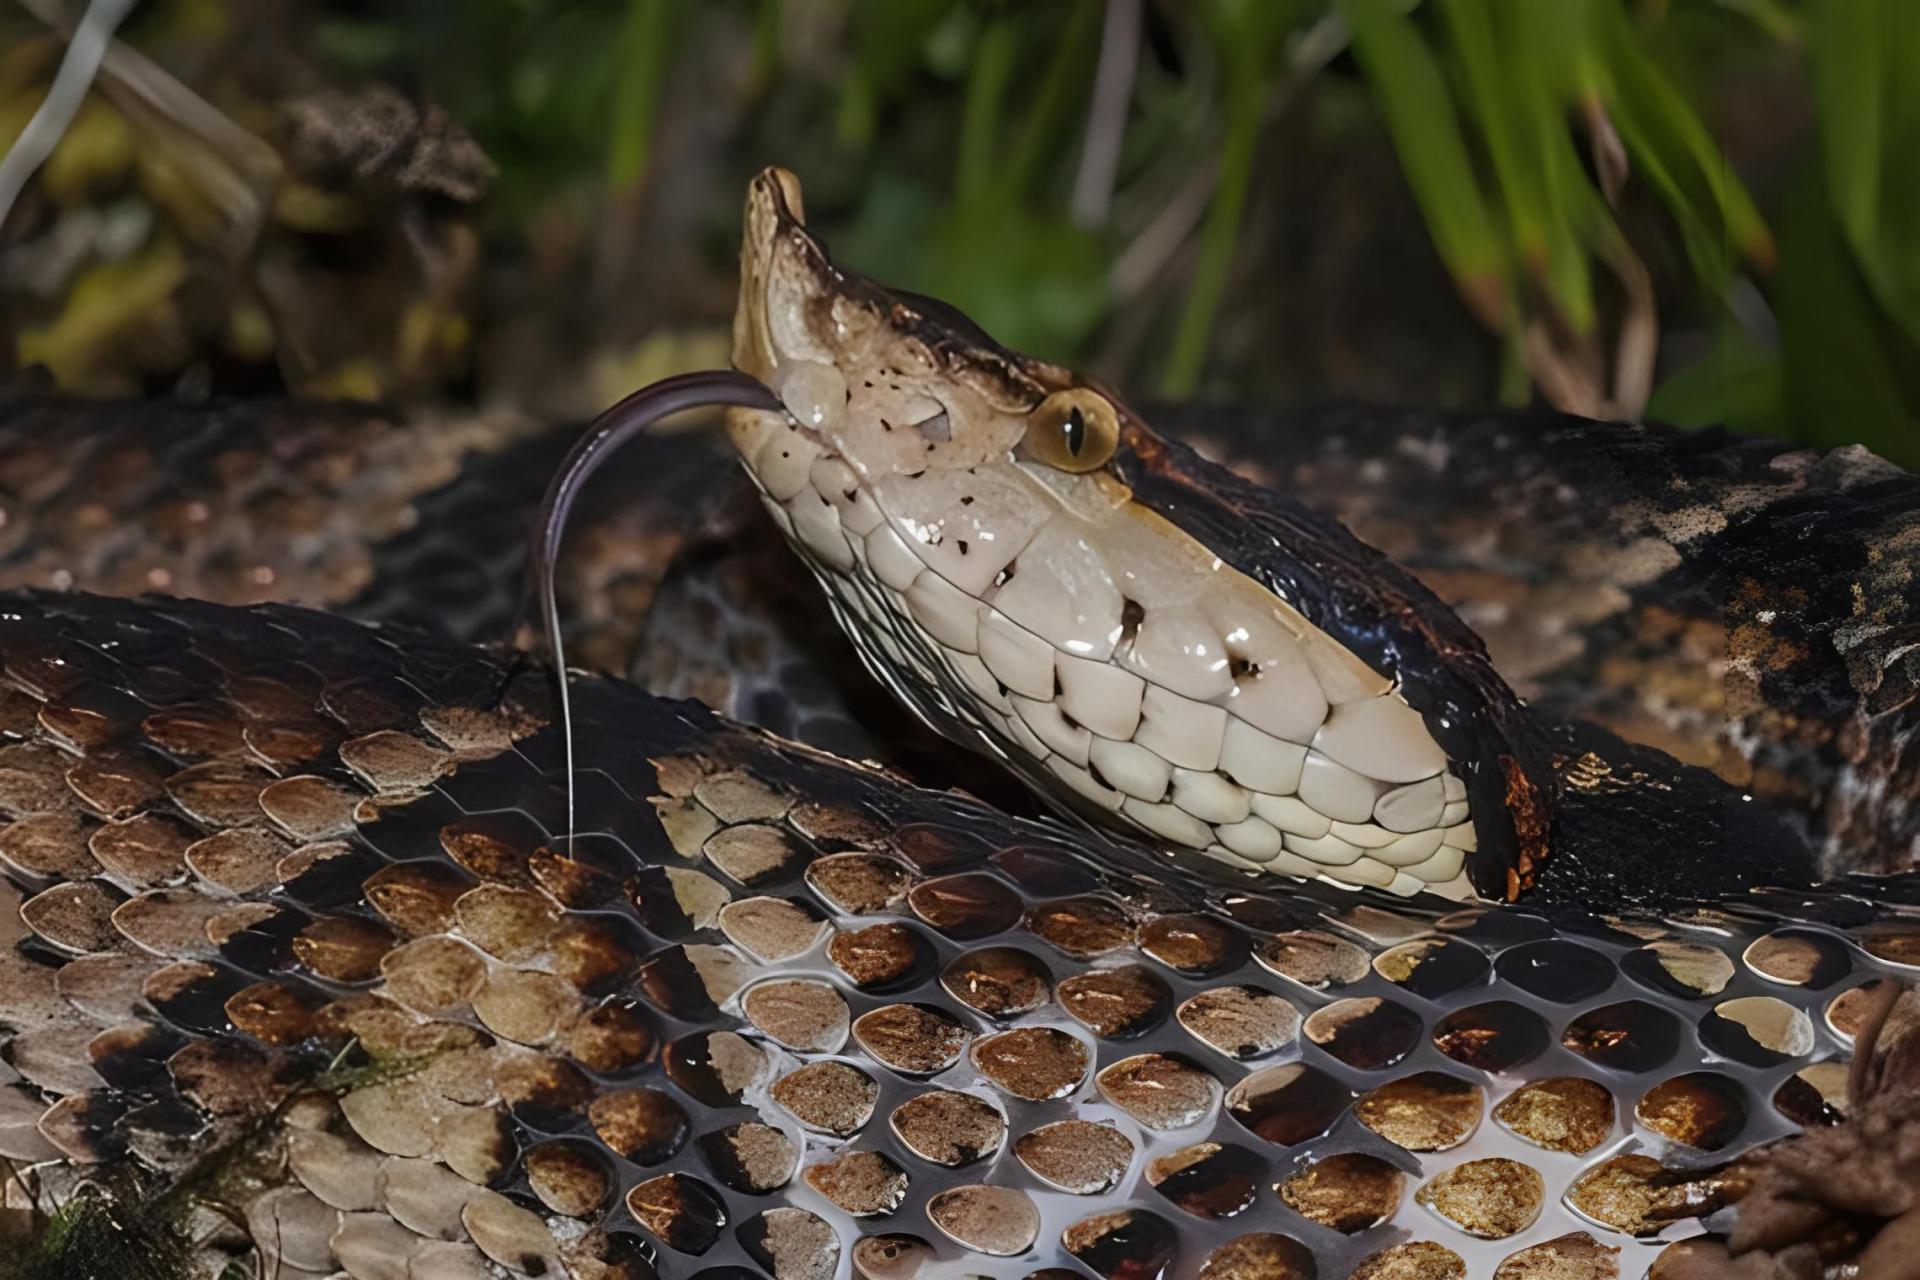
[0,169,1915,1280]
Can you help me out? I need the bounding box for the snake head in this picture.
[727,167,1514,902]
[731,166,1135,488]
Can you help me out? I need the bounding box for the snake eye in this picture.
[1025,388,1119,473]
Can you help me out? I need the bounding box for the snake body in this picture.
[0,588,1914,1280]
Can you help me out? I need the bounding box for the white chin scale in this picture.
[735,406,1478,902]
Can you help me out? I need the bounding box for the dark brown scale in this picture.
[1062,1208,1180,1280]
[1636,1072,1748,1151]
[1276,1151,1405,1234]
[1496,939,1616,1003]
[1139,912,1248,976]
[1145,1141,1264,1219]
[805,852,911,914]
[1373,936,1490,997]
[1562,1001,1684,1072]
[1771,1070,1846,1128]
[990,844,1098,894]
[1027,895,1136,958]
[1303,996,1424,1070]
[1225,1063,1351,1147]
[1431,1000,1549,1072]
[627,1173,729,1255]
[906,872,1021,939]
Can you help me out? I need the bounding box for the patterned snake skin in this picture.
[0,587,1915,1280]
[3,383,1920,1278]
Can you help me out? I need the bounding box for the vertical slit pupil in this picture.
[1065,407,1087,456]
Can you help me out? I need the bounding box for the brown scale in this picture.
[1013,1118,1134,1193]
[1176,984,1300,1059]
[1494,1077,1616,1153]
[803,1149,909,1216]
[740,976,850,1052]
[969,1026,1089,1101]
[1564,1154,1689,1236]
[1255,928,1371,989]
[925,1184,1039,1256]
[1058,963,1173,1039]
[1027,895,1137,958]
[804,850,912,914]
[1415,1157,1546,1239]
[852,1003,969,1074]
[770,1059,877,1137]
[889,1089,1006,1166]
[718,894,829,962]
[940,945,1053,1018]
[1493,1232,1620,1280]
[1355,1071,1486,1152]
[1097,1052,1222,1130]
[1199,1233,1318,1280]
[828,920,930,989]
[1276,1151,1406,1233]
[525,1140,616,1217]
[1351,1240,1468,1279]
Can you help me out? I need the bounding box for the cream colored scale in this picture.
[732,405,1478,901]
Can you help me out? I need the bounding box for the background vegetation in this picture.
[3,0,1917,465]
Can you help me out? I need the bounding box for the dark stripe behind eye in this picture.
[892,290,1007,352]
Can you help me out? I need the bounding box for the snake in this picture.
[0,167,1915,1280]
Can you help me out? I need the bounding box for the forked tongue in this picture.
[526,370,785,847]
[527,168,828,848]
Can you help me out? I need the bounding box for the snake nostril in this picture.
[1119,598,1144,649]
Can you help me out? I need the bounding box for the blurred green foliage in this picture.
[119,0,1920,461]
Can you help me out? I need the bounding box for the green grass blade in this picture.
[1808,0,1920,349]
[1590,1,1773,280]
[955,17,1018,210]
[1441,0,1543,259]
[1159,0,1298,396]
[1809,0,1883,250]
[605,0,673,191]
[1004,0,1101,202]
[1340,0,1507,323]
